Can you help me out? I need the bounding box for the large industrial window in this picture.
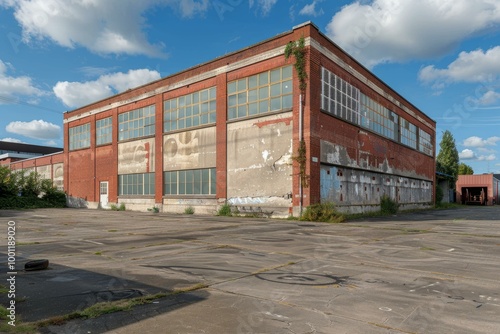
[96,117,112,145]
[69,123,90,151]
[228,66,292,120]
[163,168,216,195]
[321,67,360,124]
[118,173,155,195]
[118,105,155,141]
[400,118,417,149]
[164,87,216,132]
[419,129,433,156]
[360,94,398,141]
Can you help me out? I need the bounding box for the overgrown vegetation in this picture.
[284,36,307,92]
[0,166,66,209]
[380,195,399,215]
[217,203,233,216]
[110,203,126,211]
[147,206,159,213]
[301,202,345,223]
[435,185,444,205]
[184,206,195,215]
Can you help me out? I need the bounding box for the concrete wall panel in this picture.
[53,163,64,191]
[227,112,293,208]
[36,165,51,180]
[118,138,155,174]
[320,164,432,212]
[163,127,216,171]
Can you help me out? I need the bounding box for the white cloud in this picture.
[299,1,324,17]
[459,149,476,159]
[474,89,500,106]
[6,120,61,140]
[463,136,500,147]
[478,154,496,161]
[419,47,500,85]
[249,0,278,16]
[0,59,44,101]
[0,137,24,143]
[0,0,210,57]
[53,69,161,108]
[326,0,500,68]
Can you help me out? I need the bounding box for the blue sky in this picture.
[0,0,499,173]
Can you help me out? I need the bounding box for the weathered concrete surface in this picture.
[1,206,499,333]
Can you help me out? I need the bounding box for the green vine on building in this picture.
[285,36,309,189]
[284,36,307,92]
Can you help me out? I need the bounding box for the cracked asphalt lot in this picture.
[1,206,500,333]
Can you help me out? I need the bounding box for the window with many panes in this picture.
[118,173,155,195]
[360,94,399,141]
[419,129,433,156]
[228,66,292,119]
[164,168,216,195]
[321,67,360,124]
[164,87,216,132]
[118,105,155,141]
[69,123,90,151]
[400,118,417,149]
[96,117,112,145]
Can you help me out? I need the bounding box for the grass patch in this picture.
[0,305,38,333]
[94,251,102,256]
[110,203,126,211]
[184,206,195,215]
[217,203,233,216]
[32,283,209,330]
[107,229,118,232]
[0,284,9,294]
[420,246,435,251]
[17,242,40,246]
[301,202,345,223]
[436,202,465,210]
[380,195,399,215]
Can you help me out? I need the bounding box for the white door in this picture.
[100,181,109,208]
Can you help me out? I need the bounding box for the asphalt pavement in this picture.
[1,206,499,333]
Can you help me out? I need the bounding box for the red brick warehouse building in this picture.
[11,22,436,216]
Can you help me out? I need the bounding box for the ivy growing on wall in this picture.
[285,36,309,189]
[284,36,307,92]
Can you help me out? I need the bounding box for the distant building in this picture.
[456,174,500,205]
[9,22,436,216]
[0,141,61,166]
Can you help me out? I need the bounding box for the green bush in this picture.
[435,185,444,205]
[184,206,195,214]
[380,194,399,215]
[110,203,126,211]
[217,203,232,216]
[301,202,345,223]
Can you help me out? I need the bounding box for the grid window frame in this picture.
[359,94,399,141]
[419,128,433,156]
[118,105,155,141]
[118,173,155,196]
[96,117,112,146]
[69,123,91,151]
[321,67,361,125]
[227,66,293,120]
[164,87,216,132]
[400,118,417,149]
[163,168,216,196]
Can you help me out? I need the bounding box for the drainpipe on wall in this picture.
[299,93,303,216]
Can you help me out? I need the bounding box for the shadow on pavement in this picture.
[0,254,207,331]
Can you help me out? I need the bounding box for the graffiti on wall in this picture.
[53,163,64,191]
[118,138,155,174]
[163,127,216,170]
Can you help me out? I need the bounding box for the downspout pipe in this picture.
[299,93,303,216]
